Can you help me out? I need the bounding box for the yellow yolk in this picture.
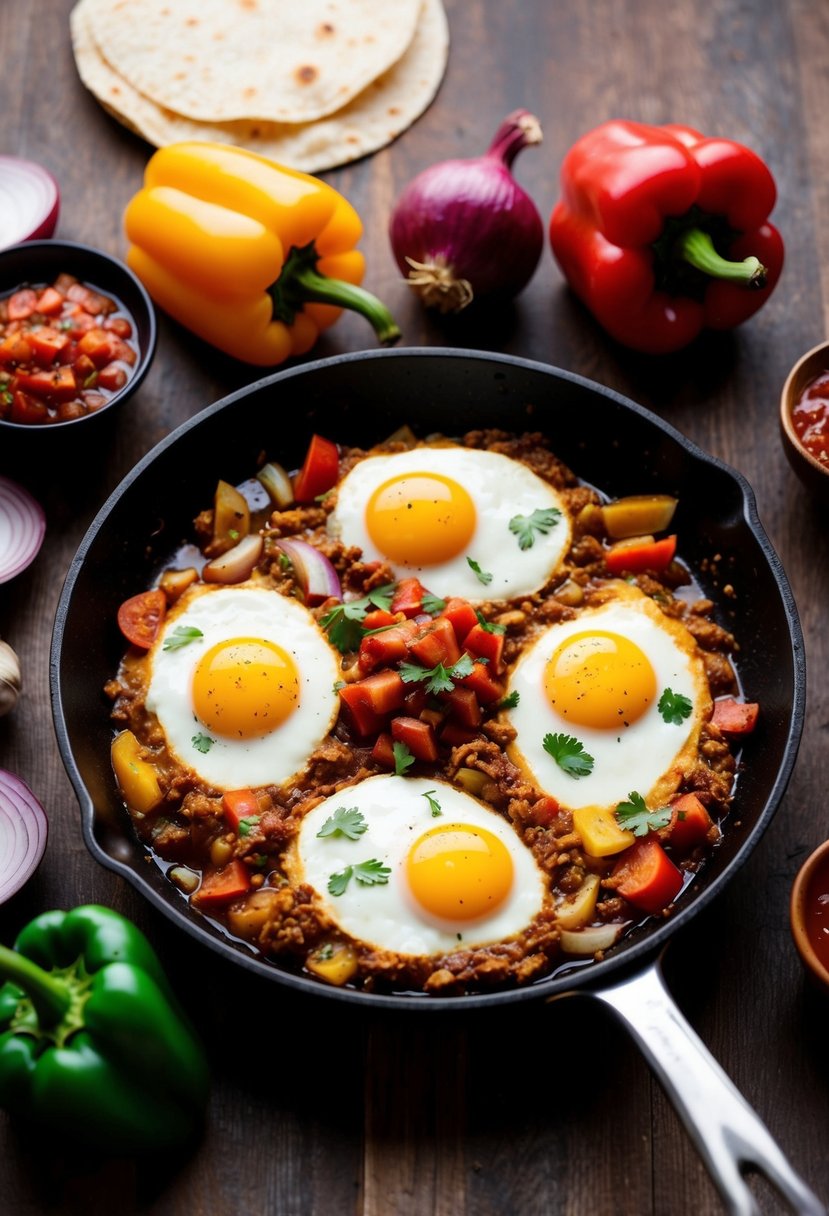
[192,636,300,739]
[365,472,476,565]
[544,629,656,730]
[406,823,514,922]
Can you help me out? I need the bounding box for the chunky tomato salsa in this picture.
[0,273,139,424]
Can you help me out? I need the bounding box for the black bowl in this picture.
[0,238,156,437]
[50,348,805,1011]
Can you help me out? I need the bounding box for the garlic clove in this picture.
[0,640,21,717]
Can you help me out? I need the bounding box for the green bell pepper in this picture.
[0,904,209,1155]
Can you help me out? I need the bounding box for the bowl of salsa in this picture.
[790,838,829,994]
[0,239,156,434]
[780,339,829,503]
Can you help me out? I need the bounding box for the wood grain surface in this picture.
[1,2,828,1213]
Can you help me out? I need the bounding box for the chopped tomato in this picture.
[440,598,478,643]
[0,333,33,364]
[104,316,133,339]
[361,608,400,631]
[338,683,387,737]
[35,286,64,315]
[439,721,480,747]
[409,616,461,668]
[15,366,77,401]
[7,289,38,321]
[439,685,482,728]
[530,796,561,826]
[10,390,47,424]
[67,282,115,315]
[711,698,759,735]
[401,685,428,717]
[391,715,439,762]
[664,793,716,852]
[293,434,340,503]
[463,621,505,673]
[458,660,504,704]
[192,859,251,908]
[371,732,396,769]
[390,577,425,618]
[222,788,261,831]
[358,618,419,673]
[351,669,406,716]
[77,327,117,367]
[116,588,167,649]
[612,837,683,915]
[26,326,70,363]
[97,364,128,392]
[605,534,677,575]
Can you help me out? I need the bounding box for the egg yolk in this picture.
[544,629,656,730]
[365,472,476,565]
[406,822,514,922]
[192,636,299,739]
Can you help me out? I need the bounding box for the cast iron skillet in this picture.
[51,349,821,1215]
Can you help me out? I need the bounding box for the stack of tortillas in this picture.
[70,0,449,173]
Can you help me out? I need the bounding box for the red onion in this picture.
[276,539,342,606]
[389,110,544,313]
[0,476,46,585]
[0,157,60,249]
[0,769,48,905]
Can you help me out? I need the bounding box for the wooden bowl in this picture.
[780,339,829,502]
[790,838,829,992]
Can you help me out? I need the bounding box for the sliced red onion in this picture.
[256,461,294,508]
[559,923,627,956]
[0,476,46,585]
[276,539,342,606]
[202,533,264,584]
[0,769,48,905]
[0,157,60,249]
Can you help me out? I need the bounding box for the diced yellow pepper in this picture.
[111,730,163,815]
[455,767,489,797]
[573,806,634,857]
[306,942,359,987]
[556,873,601,929]
[601,494,678,539]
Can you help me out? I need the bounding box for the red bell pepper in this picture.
[549,120,784,353]
[605,534,677,575]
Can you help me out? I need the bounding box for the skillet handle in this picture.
[558,956,825,1216]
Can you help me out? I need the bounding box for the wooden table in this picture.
[2,1,829,1212]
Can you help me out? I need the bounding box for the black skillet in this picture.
[50,349,822,1215]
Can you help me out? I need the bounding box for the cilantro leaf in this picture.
[615,791,673,837]
[542,732,594,778]
[508,507,563,550]
[393,741,415,776]
[367,583,396,611]
[238,815,261,837]
[316,806,368,841]
[658,687,693,726]
[328,858,391,896]
[162,625,204,651]
[475,610,505,635]
[399,653,475,695]
[466,557,493,586]
[422,789,442,817]
[320,583,397,652]
[191,732,214,754]
[421,590,447,616]
[495,689,520,711]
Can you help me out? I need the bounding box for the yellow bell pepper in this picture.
[123,142,400,366]
[573,806,635,858]
[111,730,163,816]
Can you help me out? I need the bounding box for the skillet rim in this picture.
[49,346,807,1012]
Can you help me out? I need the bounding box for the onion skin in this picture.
[389,110,544,313]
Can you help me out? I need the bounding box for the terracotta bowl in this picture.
[790,838,829,992]
[780,339,829,503]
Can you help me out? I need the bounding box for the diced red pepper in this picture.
[440,598,479,643]
[293,434,340,503]
[358,618,419,673]
[371,732,396,769]
[408,616,461,668]
[439,721,480,747]
[390,577,426,618]
[7,289,38,321]
[192,859,251,908]
[530,796,561,826]
[605,535,677,575]
[26,326,70,364]
[458,660,504,704]
[664,792,716,852]
[222,788,261,831]
[440,685,482,728]
[338,683,387,738]
[710,698,759,735]
[612,837,684,915]
[391,715,439,762]
[462,621,505,674]
[362,608,400,631]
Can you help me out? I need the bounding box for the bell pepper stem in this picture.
[677,227,767,289]
[271,242,401,346]
[0,943,71,1026]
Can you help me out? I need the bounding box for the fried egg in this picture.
[287,774,549,956]
[327,446,571,601]
[506,582,711,812]
[145,584,340,790]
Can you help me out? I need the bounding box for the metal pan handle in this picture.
[552,956,825,1216]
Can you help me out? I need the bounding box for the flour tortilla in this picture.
[71,0,448,173]
[79,0,423,124]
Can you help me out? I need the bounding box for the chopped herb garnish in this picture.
[393,740,415,776]
[327,859,391,896]
[475,610,506,636]
[466,557,493,586]
[615,791,673,836]
[508,507,562,550]
[238,815,261,837]
[658,687,693,725]
[315,488,336,504]
[249,853,269,868]
[278,552,292,571]
[316,943,335,961]
[227,529,239,540]
[333,679,346,692]
[495,689,520,711]
[421,590,446,615]
[542,732,594,778]
[422,789,442,817]
[320,582,396,652]
[316,806,367,841]
[399,652,475,695]
[191,732,214,754]
[162,624,204,651]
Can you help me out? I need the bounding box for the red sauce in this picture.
[805,850,829,973]
[0,273,139,425]
[792,373,829,467]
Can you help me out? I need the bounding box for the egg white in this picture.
[145,583,340,791]
[506,584,711,812]
[327,446,572,601]
[288,774,549,956]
